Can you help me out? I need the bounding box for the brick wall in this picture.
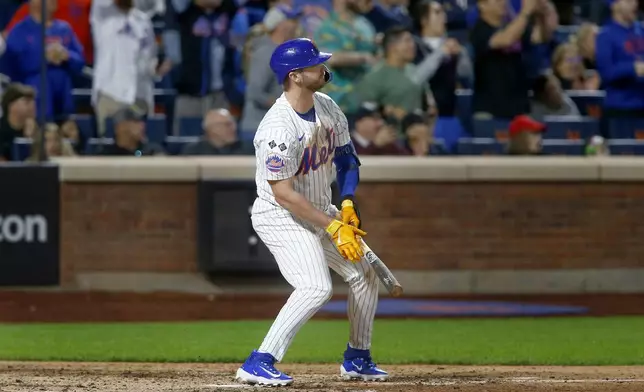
[59,181,644,285]
[60,183,197,285]
[357,183,644,270]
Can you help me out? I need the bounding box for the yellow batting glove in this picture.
[326,220,367,262]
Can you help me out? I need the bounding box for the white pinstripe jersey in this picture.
[252,92,351,221]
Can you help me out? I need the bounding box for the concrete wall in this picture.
[54,156,644,293]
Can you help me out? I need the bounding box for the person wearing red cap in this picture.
[506,114,546,155]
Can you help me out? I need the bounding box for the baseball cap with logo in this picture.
[263,5,302,32]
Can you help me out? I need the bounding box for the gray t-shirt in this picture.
[530,94,581,121]
[240,35,283,133]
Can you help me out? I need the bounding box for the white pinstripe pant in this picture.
[252,209,380,362]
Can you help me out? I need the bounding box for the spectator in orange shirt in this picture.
[4,0,93,64]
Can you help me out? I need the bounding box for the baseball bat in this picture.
[359,238,403,297]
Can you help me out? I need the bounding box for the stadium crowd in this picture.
[0,0,642,161]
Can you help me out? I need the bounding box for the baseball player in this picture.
[235,38,388,386]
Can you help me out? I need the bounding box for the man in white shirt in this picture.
[91,0,158,137]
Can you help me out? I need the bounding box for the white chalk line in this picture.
[203,378,644,389]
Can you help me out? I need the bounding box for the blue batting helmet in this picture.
[270,38,333,84]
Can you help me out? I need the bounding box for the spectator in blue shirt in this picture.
[1,0,85,122]
[595,0,644,119]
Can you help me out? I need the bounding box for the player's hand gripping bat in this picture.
[359,237,403,297]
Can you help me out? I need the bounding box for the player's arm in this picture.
[262,127,365,261]
[486,0,536,50]
[270,178,334,229]
[314,30,371,68]
[332,109,362,229]
[270,178,365,261]
[334,142,361,228]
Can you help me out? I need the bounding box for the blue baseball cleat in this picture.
[340,344,389,381]
[235,350,293,386]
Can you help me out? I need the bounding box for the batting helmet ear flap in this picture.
[323,65,333,83]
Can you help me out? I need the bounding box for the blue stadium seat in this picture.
[165,136,199,155]
[457,138,505,155]
[12,138,32,161]
[178,117,203,136]
[542,116,599,140]
[70,114,94,140]
[154,89,177,105]
[607,139,644,155]
[239,131,256,141]
[72,89,90,108]
[455,89,472,130]
[104,114,167,144]
[471,118,511,140]
[146,115,167,143]
[607,118,644,140]
[456,90,605,123]
[541,139,586,155]
[568,90,604,118]
[85,138,114,155]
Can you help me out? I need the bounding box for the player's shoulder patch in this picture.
[265,152,286,173]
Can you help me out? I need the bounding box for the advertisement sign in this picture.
[0,164,59,285]
[198,181,279,274]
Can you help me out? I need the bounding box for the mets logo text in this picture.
[295,128,336,175]
[265,154,286,173]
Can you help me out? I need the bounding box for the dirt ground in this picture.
[1,362,643,392]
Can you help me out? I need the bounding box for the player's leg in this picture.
[322,237,388,381]
[236,217,333,386]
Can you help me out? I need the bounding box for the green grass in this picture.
[1,317,644,365]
